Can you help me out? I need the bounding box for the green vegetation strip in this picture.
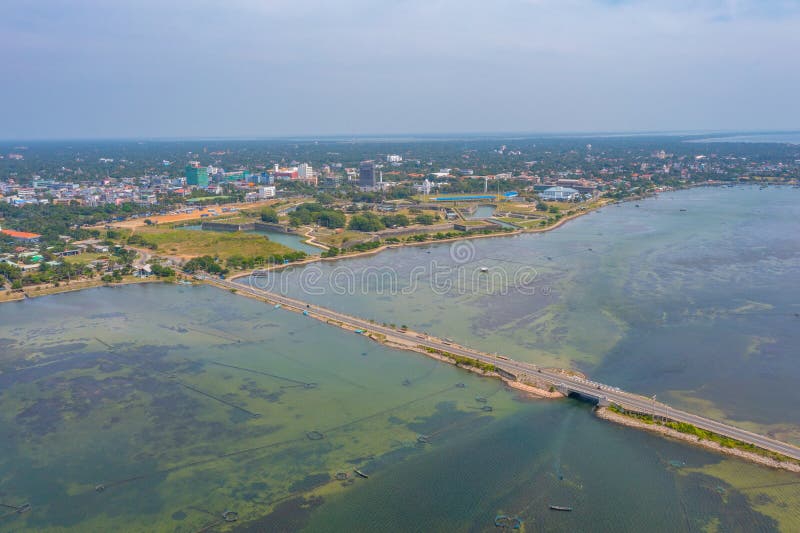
[417,345,496,373]
[608,404,800,466]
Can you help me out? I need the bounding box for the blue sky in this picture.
[1,0,799,139]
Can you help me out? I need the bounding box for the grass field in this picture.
[133,228,296,259]
[0,289,25,303]
[494,200,541,214]
[495,217,533,227]
[456,219,490,227]
[62,252,110,264]
[313,229,369,248]
[216,214,274,225]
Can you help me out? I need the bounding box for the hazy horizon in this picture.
[3,130,800,144]
[2,0,799,140]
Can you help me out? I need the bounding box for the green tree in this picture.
[380,214,409,227]
[317,210,346,229]
[348,212,385,232]
[414,213,436,225]
[260,208,279,223]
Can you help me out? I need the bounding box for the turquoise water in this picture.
[468,205,497,219]
[265,186,800,442]
[182,224,321,255]
[250,229,321,255]
[1,285,799,531]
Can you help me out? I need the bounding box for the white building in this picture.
[257,186,276,199]
[540,186,580,202]
[386,154,403,163]
[421,178,433,195]
[298,163,314,179]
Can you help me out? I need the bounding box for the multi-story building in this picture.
[359,161,376,188]
[185,162,209,187]
[298,163,313,179]
[257,186,276,199]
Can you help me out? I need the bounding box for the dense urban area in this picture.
[1,135,799,296]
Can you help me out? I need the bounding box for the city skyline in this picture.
[2,0,799,140]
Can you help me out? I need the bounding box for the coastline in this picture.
[595,406,800,474]
[0,277,168,304]
[5,242,799,473]
[235,183,793,281]
[0,192,618,303]
[226,196,616,282]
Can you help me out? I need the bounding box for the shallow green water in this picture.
[266,186,800,441]
[0,285,507,531]
[1,284,798,531]
[182,224,321,255]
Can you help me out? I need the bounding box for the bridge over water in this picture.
[206,276,800,463]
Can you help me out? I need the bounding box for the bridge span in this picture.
[206,276,800,463]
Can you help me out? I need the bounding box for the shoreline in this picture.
[86,181,788,289]
[0,277,168,303]
[0,192,622,302]
[226,196,617,282]
[223,182,785,281]
[595,407,800,474]
[4,261,798,473]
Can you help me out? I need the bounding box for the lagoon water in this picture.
[1,186,800,531]
[1,285,798,531]
[268,186,800,445]
[182,224,321,255]
[693,133,800,144]
[468,205,497,219]
[250,229,321,256]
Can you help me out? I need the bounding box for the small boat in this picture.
[480,267,489,273]
[354,469,369,479]
[549,505,573,512]
[679,209,687,212]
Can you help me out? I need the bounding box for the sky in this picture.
[1,0,799,139]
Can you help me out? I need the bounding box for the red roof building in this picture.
[0,228,42,242]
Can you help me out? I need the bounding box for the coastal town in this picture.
[2,137,799,298]
[2,138,799,209]
[5,0,800,530]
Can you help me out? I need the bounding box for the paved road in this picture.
[209,276,800,462]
